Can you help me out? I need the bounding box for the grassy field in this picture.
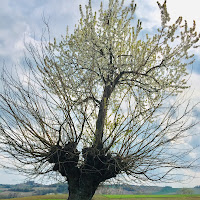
[104,194,200,198]
[1,194,200,200]
[103,194,200,199]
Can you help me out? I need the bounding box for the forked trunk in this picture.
[47,144,122,200]
[67,175,100,200]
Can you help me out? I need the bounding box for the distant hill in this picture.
[0,181,68,199]
[96,185,200,195]
[0,181,200,198]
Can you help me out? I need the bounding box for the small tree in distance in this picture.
[0,0,200,200]
[179,188,194,195]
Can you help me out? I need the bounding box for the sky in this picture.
[0,0,200,188]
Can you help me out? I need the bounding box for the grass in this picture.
[0,194,108,200]
[43,199,63,200]
[0,194,68,200]
[104,194,200,198]
[0,194,200,200]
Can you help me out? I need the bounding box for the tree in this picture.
[56,183,69,193]
[178,188,194,195]
[0,0,199,200]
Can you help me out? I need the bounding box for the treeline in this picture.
[0,181,69,198]
[1,181,200,198]
[6,183,68,194]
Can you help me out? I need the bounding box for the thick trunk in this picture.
[47,143,124,200]
[67,175,99,200]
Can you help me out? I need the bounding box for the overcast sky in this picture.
[0,0,200,187]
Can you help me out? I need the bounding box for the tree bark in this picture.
[67,175,99,200]
[94,84,112,149]
[48,144,123,200]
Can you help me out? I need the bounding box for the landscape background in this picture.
[0,181,200,199]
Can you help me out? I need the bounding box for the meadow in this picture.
[1,194,200,200]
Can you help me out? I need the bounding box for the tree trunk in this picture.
[67,175,99,200]
[48,144,122,200]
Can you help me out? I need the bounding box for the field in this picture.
[103,194,200,199]
[0,194,200,200]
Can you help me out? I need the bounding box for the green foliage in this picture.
[154,186,179,195]
[178,188,194,195]
[42,0,200,150]
[56,183,68,193]
[8,186,33,192]
[35,190,56,195]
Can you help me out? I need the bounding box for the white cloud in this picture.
[135,0,161,30]
[135,0,200,33]
[189,73,200,101]
[0,169,26,184]
[166,0,200,27]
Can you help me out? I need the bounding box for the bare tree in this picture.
[0,0,200,200]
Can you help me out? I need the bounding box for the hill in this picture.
[0,181,200,198]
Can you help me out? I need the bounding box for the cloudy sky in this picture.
[0,0,200,188]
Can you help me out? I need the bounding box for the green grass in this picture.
[41,199,64,200]
[1,194,200,200]
[104,194,200,198]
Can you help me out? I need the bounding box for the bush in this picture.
[34,189,55,195]
[178,188,194,195]
[9,186,33,192]
[0,192,18,199]
[56,184,68,193]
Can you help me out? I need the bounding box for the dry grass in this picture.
[0,194,109,200]
[0,194,67,200]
